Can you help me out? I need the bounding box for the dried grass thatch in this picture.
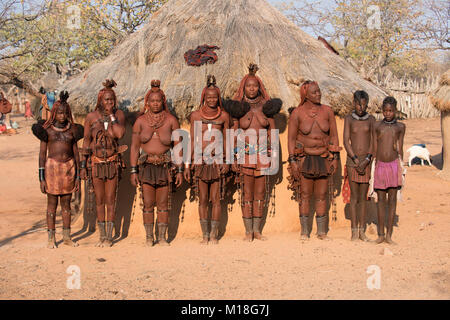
[430,70,450,112]
[61,0,387,120]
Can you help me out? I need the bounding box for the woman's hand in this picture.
[330,158,338,175]
[289,161,301,180]
[80,168,87,180]
[130,173,139,187]
[183,167,191,183]
[221,164,230,175]
[175,172,183,187]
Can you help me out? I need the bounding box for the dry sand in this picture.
[0,116,449,300]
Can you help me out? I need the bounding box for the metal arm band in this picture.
[39,168,45,182]
[130,166,139,174]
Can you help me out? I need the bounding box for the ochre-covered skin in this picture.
[80,81,126,247]
[287,81,341,241]
[373,99,406,245]
[185,79,231,245]
[36,92,81,248]
[232,66,276,242]
[130,82,183,246]
[343,93,375,241]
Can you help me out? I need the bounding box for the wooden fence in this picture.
[375,71,440,119]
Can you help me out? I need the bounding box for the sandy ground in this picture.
[0,116,449,300]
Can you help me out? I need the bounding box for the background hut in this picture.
[430,70,450,178]
[61,0,387,118]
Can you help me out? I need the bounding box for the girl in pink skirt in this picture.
[373,97,406,245]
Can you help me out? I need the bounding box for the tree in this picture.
[279,0,444,80]
[0,0,167,95]
[412,0,449,51]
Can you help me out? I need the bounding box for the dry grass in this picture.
[61,0,387,121]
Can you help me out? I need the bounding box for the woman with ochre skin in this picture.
[230,64,279,242]
[80,80,126,248]
[287,81,341,241]
[185,75,230,245]
[130,80,183,246]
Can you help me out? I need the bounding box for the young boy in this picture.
[343,91,375,241]
[373,97,406,245]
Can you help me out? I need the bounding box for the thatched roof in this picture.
[61,0,387,119]
[430,70,450,112]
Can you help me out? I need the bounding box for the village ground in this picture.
[0,116,449,300]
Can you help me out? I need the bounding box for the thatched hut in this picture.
[430,70,450,177]
[61,0,386,119]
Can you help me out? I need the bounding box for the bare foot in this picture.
[145,239,154,247]
[200,237,209,245]
[158,239,170,246]
[243,233,253,242]
[317,234,332,241]
[253,232,267,241]
[359,232,371,242]
[95,240,104,247]
[375,236,385,244]
[63,239,79,247]
[47,241,57,249]
[102,240,113,247]
[384,236,397,245]
[209,238,219,245]
[299,234,309,241]
[351,229,359,241]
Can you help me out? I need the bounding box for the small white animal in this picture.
[407,145,431,167]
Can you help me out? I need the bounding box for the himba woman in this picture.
[80,80,127,247]
[184,75,231,245]
[130,80,183,246]
[32,91,83,248]
[229,64,281,242]
[287,81,341,241]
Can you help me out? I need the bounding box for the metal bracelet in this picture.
[130,166,139,174]
[39,168,45,182]
[80,160,86,169]
[177,166,184,173]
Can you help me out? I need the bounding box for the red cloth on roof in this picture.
[184,45,220,66]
